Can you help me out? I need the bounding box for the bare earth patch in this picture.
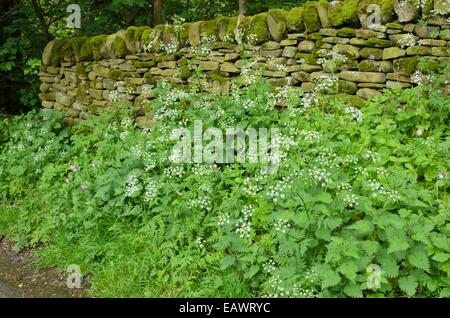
[0,237,87,298]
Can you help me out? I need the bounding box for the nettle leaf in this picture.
[398,275,418,297]
[343,283,363,298]
[338,261,358,282]
[347,219,373,234]
[408,250,430,272]
[314,264,341,289]
[378,254,399,278]
[387,229,410,254]
[244,265,259,279]
[220,255,236,269]
[360,240,379,256]
[432,253,450,263]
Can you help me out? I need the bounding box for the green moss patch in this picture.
[302,2,320,33]
[286,7,304,32]
[248,13,270,45]
[328,0,359,27]
[80,35,107,61]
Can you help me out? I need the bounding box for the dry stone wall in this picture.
[38,0,450,127]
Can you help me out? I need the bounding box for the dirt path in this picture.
[0,237,86,298]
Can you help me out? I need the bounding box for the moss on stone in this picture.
[133,26,149,42]
[248,13,270,44]
[386,22,404,29]
[328,0,359,27]
[61,37,88,61]
[302,2,320,33]
[337,80,358,94]
[200,20,218,38]
[393,56,419,74]
[337,27,356,37]
[295,53,316,64]
[51,39,66,66]
[178,65,191,80]
[268,9,288,22]
[76,63,88,77]
[134,61,156,68]
[226,16,238,39]
[144,73,156,85]
[359,60,379,72]
[113,36,128,58]
[142,29,154,44]
[125,26,138,42]
[286,7,305,32]
[366,37,392,47]
[80,35,107,60]
[336,93,366,107]
[110,69,124,80]
[179,23,191,45]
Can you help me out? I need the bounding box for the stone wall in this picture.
[38,0,450,126]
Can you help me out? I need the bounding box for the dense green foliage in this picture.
[0,60,448,297]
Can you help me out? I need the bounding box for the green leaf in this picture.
[338,261,358,282]
[408,250,430,272]
[343,283,363,298]
[432,253,450,263]
[387,232,409,254]
[244,265,259,279]
[220,255,235,269]
[314,264,341,289]
[398,275,418,297]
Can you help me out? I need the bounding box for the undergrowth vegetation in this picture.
[0,60,449,298]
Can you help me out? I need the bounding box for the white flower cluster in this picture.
[345,106,363,123]
[397,33,417,49]
[187,196,211,211]
[267,56,288,72]
[354,166,369,177]
[337,182,352,191]
[235,205,254,239]
[411,70,433,86]
[267,176,293,203]
[262,259,277,274]
[343,193,358,209]
[195,237,206,249]
[217,213,231,228]
[243,174,266,196]
[368,179,400,202]
[263,275,316,298]
[163,165,184,178]
[308,167,332,187]
[299,130,322,143]
[274,219,291,234]
[125,175,140,197]
[191,164,218,176]
[143,179,159,203]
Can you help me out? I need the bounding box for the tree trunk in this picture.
[239,0,247,16]
[154,0,164,26]
[235,0,247,43]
